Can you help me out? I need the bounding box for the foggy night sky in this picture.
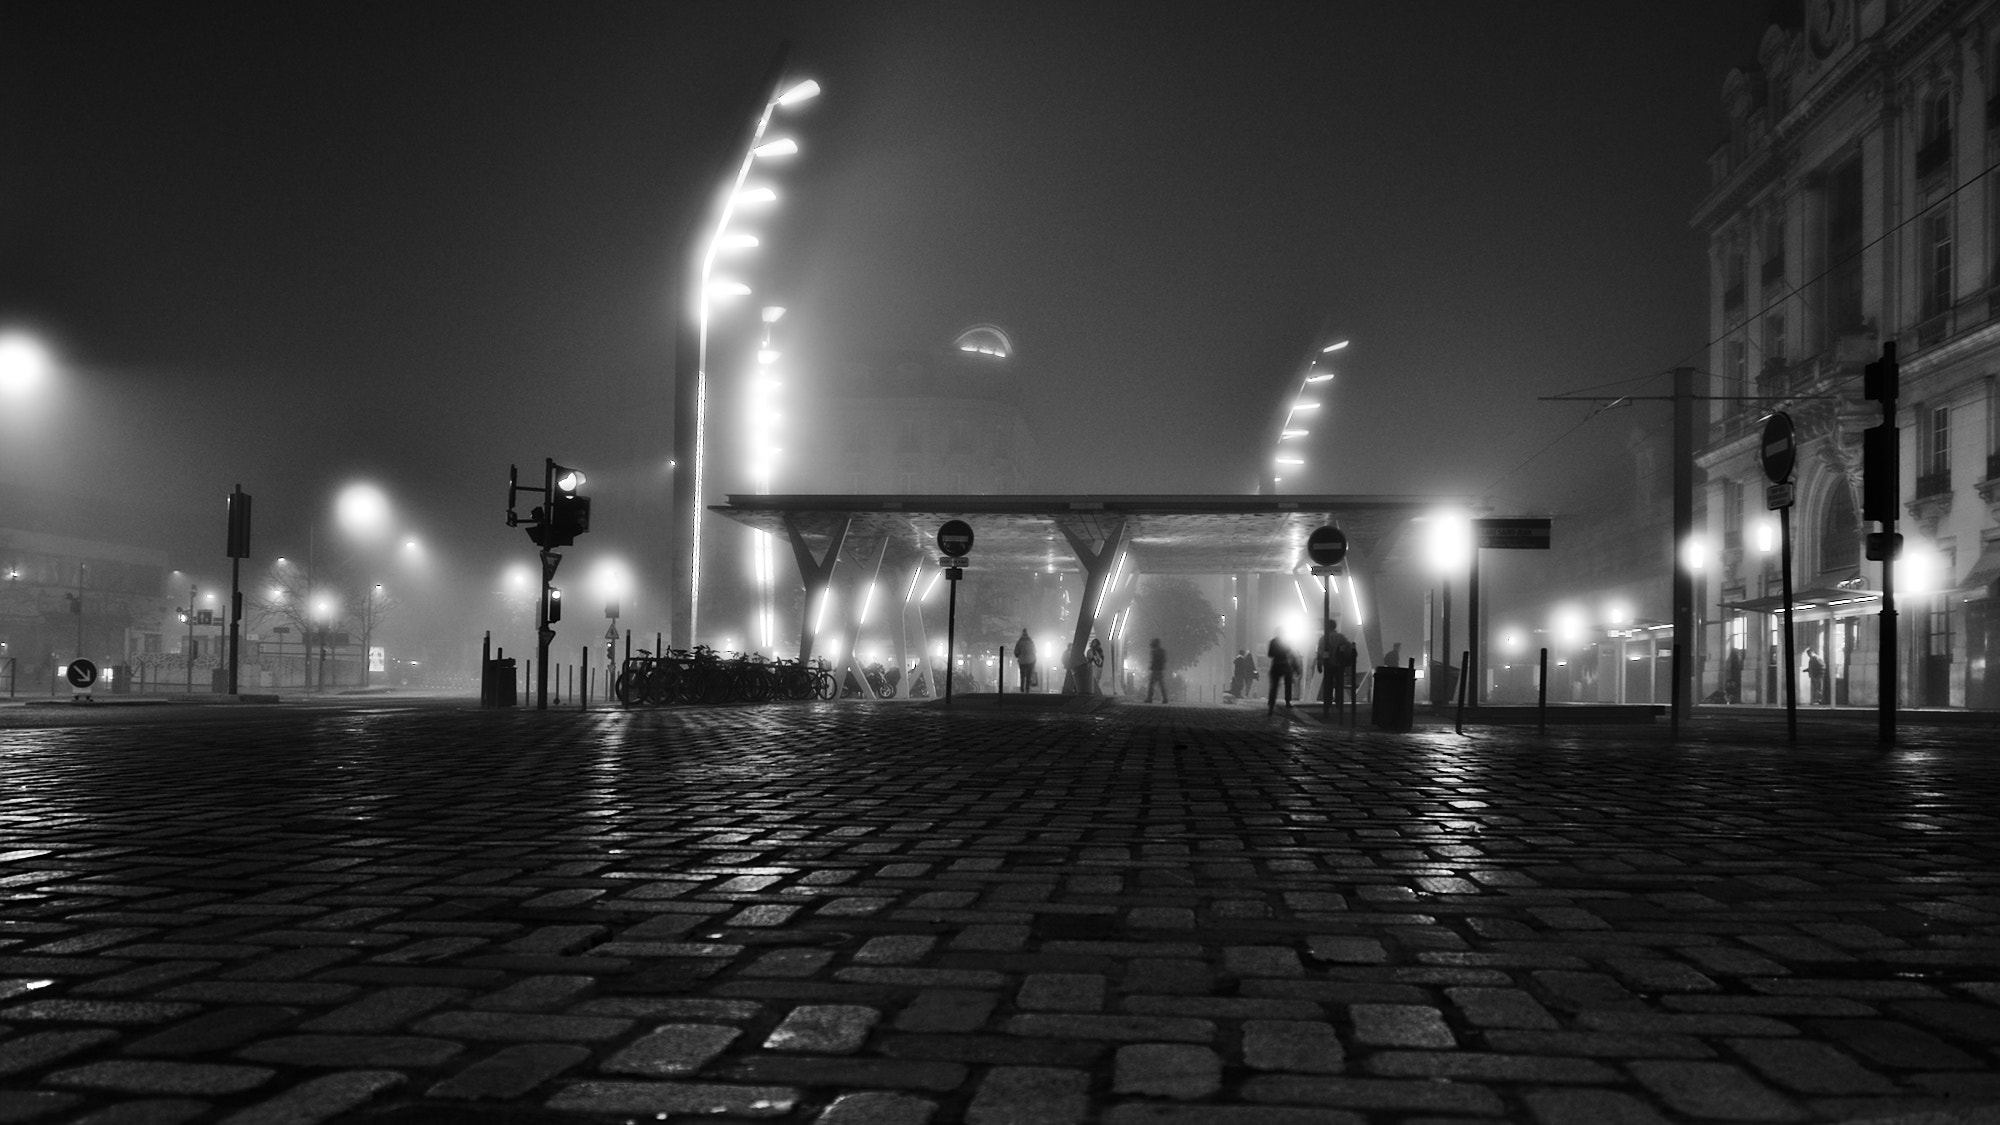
[3,2,1775,642]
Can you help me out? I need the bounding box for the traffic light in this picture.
[549,493,590,546]
[548,587,563,623]
[1861,343,1899,525]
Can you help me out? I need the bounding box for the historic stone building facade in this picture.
[1694,0,2000,709]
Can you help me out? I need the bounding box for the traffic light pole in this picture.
[538,459,555,711]
[1863,344,1899,746]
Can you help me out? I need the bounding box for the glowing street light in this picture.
[671,62,823,650]
[0,328,54,398]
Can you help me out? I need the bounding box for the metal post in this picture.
[944,571,959,704]
[185,585,195,694]
[74,564,85,669]
[1537,646,1548,734]
[1467,547,1481,706]
[1780,505,1797,742]
[1455,649,1469,734]
[997,646,1004,705]
[1670,643,1682,743]
[1672,366,1697,726]
[1321,579,1332,722]
[481,631,492,707]
[582,646,588,710]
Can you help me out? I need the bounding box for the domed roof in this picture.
[952,325,1013,359]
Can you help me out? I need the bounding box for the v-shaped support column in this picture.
[1058,516,1127,690]
[837,535,891,697]
[784,514,849,665]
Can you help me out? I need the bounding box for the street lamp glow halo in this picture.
[0,329,54,397]
[1322,340,1350,352]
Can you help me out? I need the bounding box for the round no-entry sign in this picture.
[937,519,974,557]
[66,659,98,689]
[1761,412,1796,484]
[1306,525,1348,567]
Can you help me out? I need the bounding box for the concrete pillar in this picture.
[782,514,849,665]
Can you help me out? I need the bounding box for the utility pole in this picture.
[1672,366,1697,731]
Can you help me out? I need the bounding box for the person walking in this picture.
[1267,632,1295,714]
[1014,629,1036,692]
[1087,638,1105,695]
[1145,637,1169,703]
[1317,620,1357,717]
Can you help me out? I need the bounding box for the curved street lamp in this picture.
[670,55,821,650]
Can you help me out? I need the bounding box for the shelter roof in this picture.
[711,494,1478,574]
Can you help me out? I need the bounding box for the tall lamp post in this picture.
[1251,335,1346,654]
[669,53,821,649]
[182,585,196,693]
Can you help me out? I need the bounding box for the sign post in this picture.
[1306,526,1348,721]
[937,520,974,704]
[1467,518,1554,708]
[1761,412,1798,743]
[66,658,98,702]
[225,485,252,695]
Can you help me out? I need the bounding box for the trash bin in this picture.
[112,664,130,694]
[1372,665,1415,732]
[484,657,517,707]
[211,667,230,694]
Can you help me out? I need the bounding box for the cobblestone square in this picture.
[1,697,1996,1123]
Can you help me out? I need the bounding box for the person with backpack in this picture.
[1267,632,1295,714]
[1318,620,1358,718]
[1145,638,1169,702]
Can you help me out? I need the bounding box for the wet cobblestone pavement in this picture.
[0,696,1997,1124]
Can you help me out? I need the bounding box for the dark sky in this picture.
[3,1,1776,642]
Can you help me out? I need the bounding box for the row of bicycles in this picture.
[614,647,836,706]
[613,647,947,707]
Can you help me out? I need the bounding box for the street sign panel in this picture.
[1766,482,1794,510]
[1761,412,1796,484]
[1306,526,1348,567]
[66,659,97,688]
[936,519,975,557]
[939,555,970,568]
[1472,517,1552,550]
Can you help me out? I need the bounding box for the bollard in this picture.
[1538,647,1548,735]
[1455,649,1470,735]
[481,631,492,707]
[582,646,588,710]
[997,647,1004,706]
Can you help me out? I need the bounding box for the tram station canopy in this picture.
[711,494,1477,574]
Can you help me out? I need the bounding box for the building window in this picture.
[1819,484,1859,573]
[1826,158,1864,339]
[1924,207,1953,319]
[1917,404,1953,499]
[1727,338,1748,400]
[1723,480,1744,550]
[1761,215,1785,285]
[1723,251,1747,320]
[1917,92,1952,179]
[1764,308,1787,371]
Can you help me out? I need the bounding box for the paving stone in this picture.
[744,948,834,977]
[233,1034,463,1068]
[123,1007,297,1056]
[1725,1037,1898,1094]
[410,1011,632,1042]
[0,1091,82,1122]
[764,1005,879,1053]
[0,1029,120,1077]
[1242,1019,1345,1073]
[1811,1017,1982,1069]
[1628,1060,1808,1120]
[814,1090,938,1124]
[297,987,462,1033]
[1223,945,1305,977]
[427,1042,590,1100]
[1522,1087,1674,1124]
[965,1065,1089,1125]
[1306,936,1386,964]
[721,1056,967,1091]
[1112,1044,1221,1099]
[153,983,355,1006]
[854,935,937,964]
[66,1098,210,1124]
[1017,973,1105,1012]
[72,963,219,996]
[1101,1106,1361,1125]
[471,974,594,1012]
[44,1060,275,1095]
[216,1069,403,1124]
[1241,1075,1504,1114]
[1349,1003,1456,1048]
[546,1080,799,1117]
[601,1024,740,1076]
[1447,986,1560,1029]
[1125,908,1195,929]
[1366,1049,1615,1083]
[1005,1014,1212,1042]
[0,1001,198,1026]
[895,990,999,1033]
